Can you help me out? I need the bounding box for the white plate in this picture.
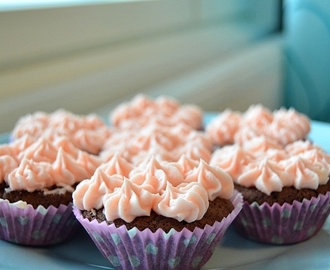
[0,114,329,270]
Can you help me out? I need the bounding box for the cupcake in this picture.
[206,104,311,148]
[100,122,212,165]
[109,94,203,130]
[0,136,102,246]
[11,109,111,155]
[210,140,330,244]
[73,155,242,270]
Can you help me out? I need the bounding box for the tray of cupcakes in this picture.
[0,94,329,270]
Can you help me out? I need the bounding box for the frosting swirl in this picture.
[17,137,58,163]
[6,158,53,192]
[73,155,234,222]
[98,153,133,177]
[100,122,212,165]
[281,156,329,189]
[237,158,292,195]
[211,137,330,194]
[73,169,125,210]
[50,148,90,186]
[109,94,203,130]
[205,105,311,147]
[129,157,184,192]
[11,109,110,154]
[153,182,209,222]
[206,109,241,145]
[184,159,233,200]
[0,155,18,182]
[242,104,273,128]
[103,178,154,222]
[210,145,254,180]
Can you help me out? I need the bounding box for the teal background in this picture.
[284,0,330,122]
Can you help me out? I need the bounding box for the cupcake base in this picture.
[0,199,79,246]
[74,191,243,270]
[233,192,330,245]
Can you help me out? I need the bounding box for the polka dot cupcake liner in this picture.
[73,191,243,270]
[233,191,330,245]
[0,199,79,246]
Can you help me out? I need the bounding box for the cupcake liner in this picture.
[0,199,79,246]
[73,190,243,270]
[233,191,330,245]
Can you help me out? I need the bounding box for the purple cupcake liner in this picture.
[0,199,79,246]
[73,191,243,270]
[233,191,330,245]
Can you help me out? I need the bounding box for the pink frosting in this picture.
[211,138,330,194]
[100,122,212,165]
[264,149,289,162]
[171,155,199,176]
[153,182,209,222]
[175,105,203,130]
[6,158,54,192]
[50,148,93,186]
[129,157,184,193]
[130,148,175,166]
[206,109,241,146]
[234,126,265,146]
[210,145,254,180]
[109,94,203,130]
[280,156,329,189]
[285,141,330,171]
[130,125,178,153]
[10,134,38,154]
[103,178,154,222]
[284,140,316,155]
[242,104,273,128]
[11,109,111,155]
[72,127,111,154]
[48,110,105,131]
[11,111,49,139]
[0,155,18,182]
[51,136,80,158]
[73,154,134,210]
[205,105,311,147]
[183,159,234,200]
[271,108,310,141]
[5,147,102,193]
[1,131,103,193]
[98,153,133,177]
[155,95,180,115]
[73,170,125,210]
[241,136,282,157]
[17,137,58,163]
[73,156,234,222]
[177,142,212,163]
[0,145,16,158]
[75,151,103,178]
[237,158,292,195]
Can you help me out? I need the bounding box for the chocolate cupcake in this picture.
[73,155,242,270]
[211,140,330,244]
[0,136,102,246]
[206,104,311,148]
[11,109,111,155]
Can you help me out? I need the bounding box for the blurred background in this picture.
[0,0,329,133]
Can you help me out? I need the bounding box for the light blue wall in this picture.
[284,0,330,122]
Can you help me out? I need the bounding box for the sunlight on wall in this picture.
[0,0,141,11]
